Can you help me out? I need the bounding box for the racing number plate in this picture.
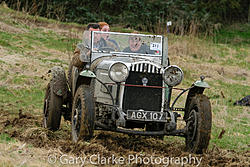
[127,110,169,122]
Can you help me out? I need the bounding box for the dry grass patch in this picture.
[0,21,26,34]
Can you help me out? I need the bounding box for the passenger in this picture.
[123,34,154,54]
[98,22,120,51]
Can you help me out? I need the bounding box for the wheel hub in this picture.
[186,109,197,143]
[73,99,82,135]
[44,99,48,116]
[43,99,49,127]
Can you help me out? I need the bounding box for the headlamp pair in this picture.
[108,63,183,87]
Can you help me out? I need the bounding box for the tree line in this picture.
[2,0,249,35]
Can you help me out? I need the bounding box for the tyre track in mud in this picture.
[0,110,249,166]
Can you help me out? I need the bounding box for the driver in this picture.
[123,34,154,54]
[68,23,100,90]
[71,23,100,68]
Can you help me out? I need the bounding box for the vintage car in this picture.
[43,31,212,154]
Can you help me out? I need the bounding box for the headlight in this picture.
[163,65,183,87]
[108,62,129,82]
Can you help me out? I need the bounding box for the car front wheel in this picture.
[185,94,212,154]
[71,84,95,143]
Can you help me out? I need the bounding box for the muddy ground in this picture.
[0,110,249,166]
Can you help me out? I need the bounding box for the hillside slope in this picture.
[0,5,249,166]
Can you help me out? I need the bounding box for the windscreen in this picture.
[91,31,162,56]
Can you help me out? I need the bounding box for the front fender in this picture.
[193,80,210,88]
[184,79,210,120]
[80,70,96,78]
[50,66,68,97]
[72,70,96,97]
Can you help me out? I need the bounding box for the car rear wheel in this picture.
[43,82,63,131]
[71,84,95,142]
[185,94,212,154]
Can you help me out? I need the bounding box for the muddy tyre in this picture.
[185,94,212,154]
[71,84,95,142]
[43,82,63,131]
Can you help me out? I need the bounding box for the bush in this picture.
[2,0,249,35]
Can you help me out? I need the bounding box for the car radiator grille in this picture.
[123,63,163,111]
[130,63,162,74]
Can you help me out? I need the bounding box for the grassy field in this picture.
[0,4,249,166]
[167,26,250,151]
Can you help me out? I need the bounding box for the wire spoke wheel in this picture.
[186,109,198,148]
[72,98,82,138]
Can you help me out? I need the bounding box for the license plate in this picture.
[127,110,169,122]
